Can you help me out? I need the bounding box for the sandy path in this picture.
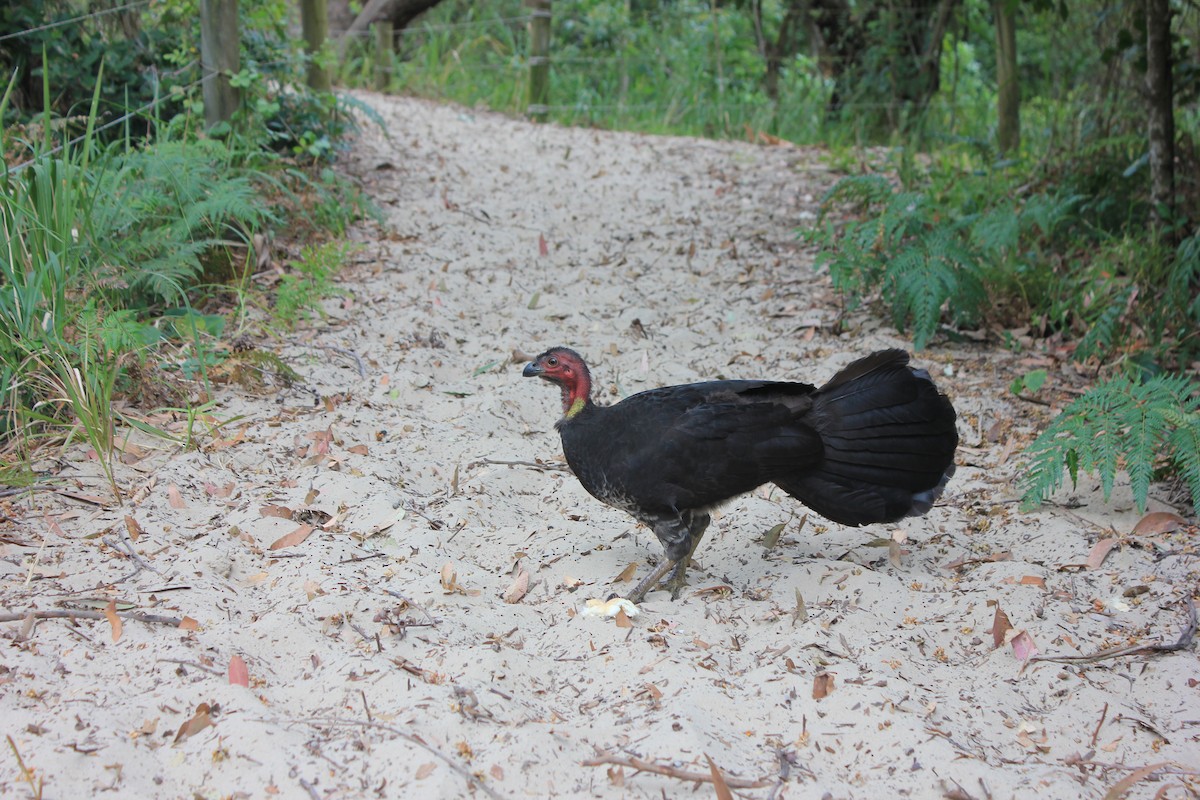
[2,93,1197,799]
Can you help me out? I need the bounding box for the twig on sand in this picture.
[582,750,773,789]
[289,717,507,800]
[320,346,367,378]
[468,458,570,473]
[298,777,321,800]
[1030,597,1196,665]
[0,609,183,626]
[155,658,224,676]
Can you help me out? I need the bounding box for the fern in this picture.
[810,176,985,348]
[1022,373,1200,512]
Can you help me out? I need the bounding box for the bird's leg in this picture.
[625,511,710,603]
[664,512,710,599]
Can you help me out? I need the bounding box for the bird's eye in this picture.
[547,356,558,366]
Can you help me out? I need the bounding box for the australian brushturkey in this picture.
[523,347,958,602]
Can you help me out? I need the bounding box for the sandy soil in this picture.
[2,92,1198,800]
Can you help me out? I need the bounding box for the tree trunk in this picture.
[1145,0,1175,230]
[994,0,1019,155]
[805,0,959,131]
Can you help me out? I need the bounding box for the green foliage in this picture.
[1022,373,1200,513]
[808,174,988,348]
[273,242,349,329]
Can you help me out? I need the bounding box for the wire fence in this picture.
[0,1,1145,154]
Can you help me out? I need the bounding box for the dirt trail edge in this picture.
[3,93,1197,799]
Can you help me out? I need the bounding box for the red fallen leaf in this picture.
[489,764,504,781]
[992,605,1013,649]
[124,515,143,543]
[204,482,235,498]
[614,608,633,628]
[812,671,835,700]
[259,504,294,520]
[308,427,334,456]
[269,524,314,550]
[705,754,735,800]
[229,655,249,687]
[173,703,214,744]
[346,444,369,456]
[1131,511,1186,536]
[538,233,549,257]
[104,600,123,642]
[1011,630,1038,661]
[1086,538,1119,570]
[1020,575,1046,587]
[167,484,186,509]
[178,617,200,631]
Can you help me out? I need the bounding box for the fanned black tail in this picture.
[776,350,958,526]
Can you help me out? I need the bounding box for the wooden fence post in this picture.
[373,21,394,91]
[199,0,239,129]
[301,0,332,91]
[527,0,551,121]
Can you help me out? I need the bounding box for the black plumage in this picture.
[523,347,958,601]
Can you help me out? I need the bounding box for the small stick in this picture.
[321,346,367,378]
[290,716,507,800]
[1030,598,1196,665]
[1091,702,1109,747]
[582,751,773,789]
[298,777,321,800]
[0,609,183,626]
[468,458,570,472]
[156,658,223,676]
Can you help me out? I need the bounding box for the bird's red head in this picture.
[523,347,592,418]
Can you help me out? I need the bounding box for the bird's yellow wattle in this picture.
[564,397,587,419]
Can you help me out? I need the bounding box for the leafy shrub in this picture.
[807,174,987,348]
[1022,373,1200,513]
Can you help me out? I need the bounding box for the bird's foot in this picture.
[625,558,676,604]
[665,559,690,600]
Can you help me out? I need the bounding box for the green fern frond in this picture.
[1022,373,1200,512]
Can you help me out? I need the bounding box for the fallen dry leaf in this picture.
[1011,630,1038,661]
[203,482,235,498]
[1101,761,1171,800]
[441,562,458,593]
[259,504,294,520]
[1131,511,1186,536]
[502,569,529,604]
[992,605,1013,649]
[1087,538,1119,570]
[124,515,143,543]
[614,608,633,628]
[812,672,835,700]
[346,444,370,456]
[614,562,638,583]
[104,600,123,642]
[304,579,325,600]
[228,655,249,687]
[489,764,504,781]
[415,762,436,780]
[173,703,214,744]
[178,616,199,631]
[706,753,735,800]
[167,484,186,509]
[269,524,314,550]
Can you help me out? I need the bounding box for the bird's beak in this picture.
[522,361,544,378]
